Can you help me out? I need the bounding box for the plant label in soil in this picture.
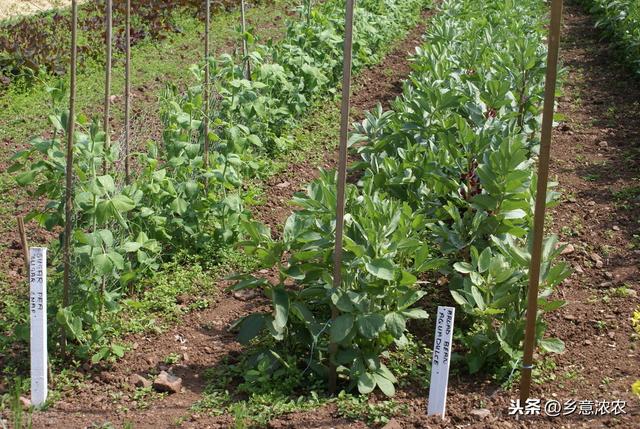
[30,247,48,406]
[427,306,455,417]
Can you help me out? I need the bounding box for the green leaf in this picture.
[471,286,485,310]
[374,372,396,397]
[365,258,396,281]
[357,313,385,339]
[238,313,266,344]
[92,253,113,275]
[453,262,474,274]
[539,337,565,354]
[272,288,289,331]
[357,372,376,394]
[330,313,354,343]
[384,312,406,338]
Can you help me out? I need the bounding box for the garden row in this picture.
[8,0,429,364]
[0,0,265,88]
[231,0,570,397]
[579,0,640,74]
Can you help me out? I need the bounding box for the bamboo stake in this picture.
[124,0,131,184]
[519,0,564,403]
[63,0,79,355]
[329,0,355,395]
[17,216,29,273]
[204,0,211,174]
[240,0,251,80]
[103,0,112,175]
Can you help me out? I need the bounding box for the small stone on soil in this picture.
[130,374,151,389]
[19,396,31,409]
[612,225,620,231]
[152,371,182,394]
[382,418,402,429]
[598,141,608,148]
[275,181,291,188]
[574,264,584,274]
[233,289,259,301]
[561,243,575,255]
[590,252,602,262]
[604,272,614,280]
[470,408,491,420]
[595,260,604,269]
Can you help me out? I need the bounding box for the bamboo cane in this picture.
[62,0,79,355]
[519,0,564,403]
[329,0,355,395]
[103,0,112,175]
[124,0,131,184]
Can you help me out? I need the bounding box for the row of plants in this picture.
[0,0,270,88]
[579,0,640,74]
[7,0,430,364]
[231,0,570,397]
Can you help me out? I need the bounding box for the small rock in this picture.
[275,181,291,189]
[599,282,613,288]
[153,371,182,394]
[130,374,151,389]
[590,253,602,263]
[233,289,258,301]
[596,260,604,269]
[598,141,608,148]
[587,200,596,206]
[627,289,638,298]
[183,352,190,362]
[470,408,491,420]
[132,342,139,350]
[605,272,614,280]
[574,264,584,274]
[19,396,31,409]
[612,225,620,231]
[561,243,575,255]
[563,314,576,321]
[145,356,156,366]
[382,418,402,429]
[584,340,593,346]
[608,332,615,340]
[204,346,213,354]
[258,269,269,274]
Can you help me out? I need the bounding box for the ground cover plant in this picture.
[7,0,429,368]
[231,0,571,397]
[579,0,640,74]
[0,0,268,88]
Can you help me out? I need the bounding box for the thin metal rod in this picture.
[204,0,211,173]
[17,216,29,274]
[329,0,355,395]
[520,0,564,403]
[63,0,79,355]
[124,0,131,184]
[240,0,251,80]
[103,0,112,174]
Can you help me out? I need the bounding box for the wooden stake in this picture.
[103,0,112,175]
[240,0,251,80]
[17,216,29,273]
[329,0,355,395]
[204,0,211,173]
[63,0,79,355]
[519,0,564,403]
[124,0,131,184]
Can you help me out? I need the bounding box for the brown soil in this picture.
[12,1,640,428]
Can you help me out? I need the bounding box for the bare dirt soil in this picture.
[11,0,640,428]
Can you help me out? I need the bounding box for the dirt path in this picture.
[27,13,433,429]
